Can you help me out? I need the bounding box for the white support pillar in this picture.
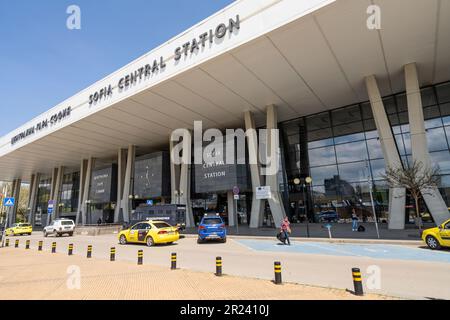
[114,148,127,222]
[405,63,450,225]
[227,191,236,227]
[265,105,287,228]
[170,131,194,227]
[28,173,40,225]
[366,75,406,229]
[76,159,88,225]
[120,145,135,223]
[81,157,94,225]
[244,111,264,228]
[53,166,64,220]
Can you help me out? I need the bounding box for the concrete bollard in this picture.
[215,256,222,276]
[5,239,9,247]
[25,240,30,249]
[15,239,19,248]
[352,268,364,296]
[87,245,92,258]
[137,250,143,265]
[171,253,177,270]
[110,247,116,261]
[274,261,282,285]
[38,241,43,251]
[68,243,73,256]
[51,242,56,253]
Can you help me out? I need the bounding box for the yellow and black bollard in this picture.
[15,239,19,248]
[87,245,92,258]
[38,241,43,251]
[110,247,116,261]
[274,261,282,285]
[51,242,56,253]
[137,250,143,265]
[352,268,364,296]
[68,243,73,256]
[171,253,177,270]
[215,256,222,276]
[5,238,9,247]
[25,240,30,249]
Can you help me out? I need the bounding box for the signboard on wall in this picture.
[255,186,271,200]
[133,151,170,198]
[193,135,249,194]
[89,165,117,203]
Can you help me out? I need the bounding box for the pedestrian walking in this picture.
[351,209,359,231]
[280,217,291,245]
[97,218,102,226]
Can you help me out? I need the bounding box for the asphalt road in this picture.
[4,232,450,300]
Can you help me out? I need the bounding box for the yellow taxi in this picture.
[422,218,450,250]
[5,223,33,236]
[118,220,179,247]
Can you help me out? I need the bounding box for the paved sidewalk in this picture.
[0,248,395,300]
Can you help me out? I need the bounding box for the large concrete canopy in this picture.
[1,0,449,182]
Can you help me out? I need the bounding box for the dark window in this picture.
[331,105,361,125]
[308,146,336,167]
[202,218,222,225]
[421,87,437,107]
[306,112,331,130]
[436,83,450,103]
[152,222,171,229]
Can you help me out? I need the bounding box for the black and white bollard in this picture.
[5,239,9,247]
[68,243,73,256]
[25,240,30,249]
[38,241,43,251]
[15,239,19,248]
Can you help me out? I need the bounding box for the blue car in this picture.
[197,214,227,243]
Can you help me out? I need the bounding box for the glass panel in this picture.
[430,151,450,174]
[425,118,443,129]
[440,103,450,116]
[331,105,361,125]
[308,146,336,167]
[421,87,437,107]
[335,141,368,163]
[423,106,441,120]
[444,116,450,126]
[426,127,448,152]
[396,93,408,112]
[307,127,333,144]
[398,112,409,125]
[436,82,450,103]
[370,159,386,180]
[361,102,373,119]
[338,162,370,183]
[400,124,410,133]
[366,138,384,159]
[333,122,364,138]
[395,134,407,156]
[402,133,412,155]
[334,132,365,144]
[287,134,299,145]
[306,112,331,130]
[312,185,340,213]
[310,165,338,186]
[383,97,397,114]
[446,126,450,143]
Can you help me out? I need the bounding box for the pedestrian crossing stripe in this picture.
[3,198,15,206]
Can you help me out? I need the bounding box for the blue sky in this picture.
[0,0,234,136]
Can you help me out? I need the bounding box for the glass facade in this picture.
[280,81,450,223]
[59,171,80,214]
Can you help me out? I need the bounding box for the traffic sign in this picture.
[146,200,154,206]
[232,186,240,195]
[48,200,55,209]
[47,207,53,215]
[233,195,239,200]
[3,197,15,207]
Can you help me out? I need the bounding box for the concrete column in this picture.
[121,145,136,223]
[405,63,450,225]
[244,111,264,228]
[27,173,40,225]
[365,75,406,229]
[53,166,64,220]
[114,148,127,222]
[265,105,287,228]
[76,159,88,225]
[170,131,194,227]
[227,191,236,226]
[8,179,21,226]
[81,157,94,225]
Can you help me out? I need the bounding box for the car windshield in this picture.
[21,224,31,227]
[152,222,171,229]
[202,218,222,225]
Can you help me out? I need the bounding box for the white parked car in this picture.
[43,219,75,237]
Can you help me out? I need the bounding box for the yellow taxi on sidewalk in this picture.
[118,220,179,247]
[5,223,33,236]
[422,218,450,250]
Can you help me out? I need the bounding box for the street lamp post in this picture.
[294,177,310,238]
[365,160,380,239]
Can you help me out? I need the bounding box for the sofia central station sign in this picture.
[88,15,241,106]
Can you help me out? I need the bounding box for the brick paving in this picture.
[0,247,395,300]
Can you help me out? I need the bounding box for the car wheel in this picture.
[119,235,127,245]
[197,238,203,244]
[69,232,73,237]
[426,235,441,250]
[221,238,227,243]
[43,231,47,237]
[146,236,154,247]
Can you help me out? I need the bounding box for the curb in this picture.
[181,233,423,246]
